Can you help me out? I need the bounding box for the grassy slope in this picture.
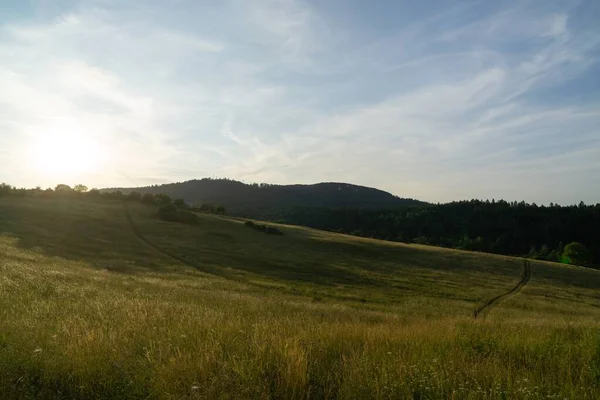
[1,197,599,399]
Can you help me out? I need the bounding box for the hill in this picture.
[1,195,600,398]
[106,178,425,214]
[102,180,599,267]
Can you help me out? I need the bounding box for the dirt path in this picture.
[473,259,531,318]
[123,203,244,281]
[123,203,198,268]
[125,202,533,314]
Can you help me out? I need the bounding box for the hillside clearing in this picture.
[1,197,599,399]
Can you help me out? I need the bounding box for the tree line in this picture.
[250,200,598,268]
[1,183,596,267]
[0,183,226,215]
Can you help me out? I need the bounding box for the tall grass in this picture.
[1,197,599,399]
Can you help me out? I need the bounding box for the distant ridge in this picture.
[105,178,426,213]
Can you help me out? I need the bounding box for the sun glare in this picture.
[30,126,105,181]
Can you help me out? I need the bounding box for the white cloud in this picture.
[0,0,598,204]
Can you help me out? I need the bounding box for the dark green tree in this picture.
[128,191,142,202]
[55,184,72,193]
[73,184,88,193]
[141,193,155,205]
[0,183,13,196]
[173,198,187,209]
[563,242,591,266]
[154,194,172,206]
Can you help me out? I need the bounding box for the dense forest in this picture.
[2,181,598,268]
[258,201,599,267]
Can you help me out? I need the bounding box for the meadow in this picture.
[1,196,599,399]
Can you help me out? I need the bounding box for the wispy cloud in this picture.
[0,0,598,203]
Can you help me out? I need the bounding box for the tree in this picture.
[141,193,155,205]
[0,183,13,196]
[154,193,172,206]
[73,184,88,193]
[563,242,591,266]
[128,191,142,202]
[173,198,187,209]
[55,184,72,193]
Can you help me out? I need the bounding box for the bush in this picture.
[189,203,226,215]
[155,194,172,206]
[173,198,187,209]
[141,193,155,205]
[158,204,198,225]
[128,191,142,202]
[0,183,13,196]
[244,220,283,235]
[266,226,283,235]
[563,242,591,266]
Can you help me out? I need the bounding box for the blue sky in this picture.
[0,0,599,204]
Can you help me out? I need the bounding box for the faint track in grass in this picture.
[122,203,201,269]
[124,202,533,311]
[473,259,531,318]
[123,203,247,281]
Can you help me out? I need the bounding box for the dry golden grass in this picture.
[1,197,599,399]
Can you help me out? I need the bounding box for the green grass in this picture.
[1,196,599,399]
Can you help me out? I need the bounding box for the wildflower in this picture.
[387,352,392,355]
[191,386,199,390]
[181,334,187,338]
[34,348,42,353]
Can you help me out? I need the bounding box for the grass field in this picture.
[1,196,600,399]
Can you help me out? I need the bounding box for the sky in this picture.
[0,0,599,204]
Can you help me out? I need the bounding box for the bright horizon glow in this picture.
[1,0,599,204]
[29,123,106,183]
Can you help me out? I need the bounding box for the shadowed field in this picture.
[1,197,599,399]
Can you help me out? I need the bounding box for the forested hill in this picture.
[106,178,425,212]
[101,179,598,267]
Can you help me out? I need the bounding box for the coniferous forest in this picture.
[242,201,600,268]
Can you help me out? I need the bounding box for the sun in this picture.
[30,125,105,181]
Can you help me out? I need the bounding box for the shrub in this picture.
[0,183,13,196]
[190,203,226,215]
[173,198,187,209]
[141,193,155,205]
[157,203,199,225]
[266,226,283,235]
[175,210,199,225]
[244,220,283,235]
[128,191,142,202]
[155,194,172,206]
[563,242,591,266]
[103,190,125,200]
